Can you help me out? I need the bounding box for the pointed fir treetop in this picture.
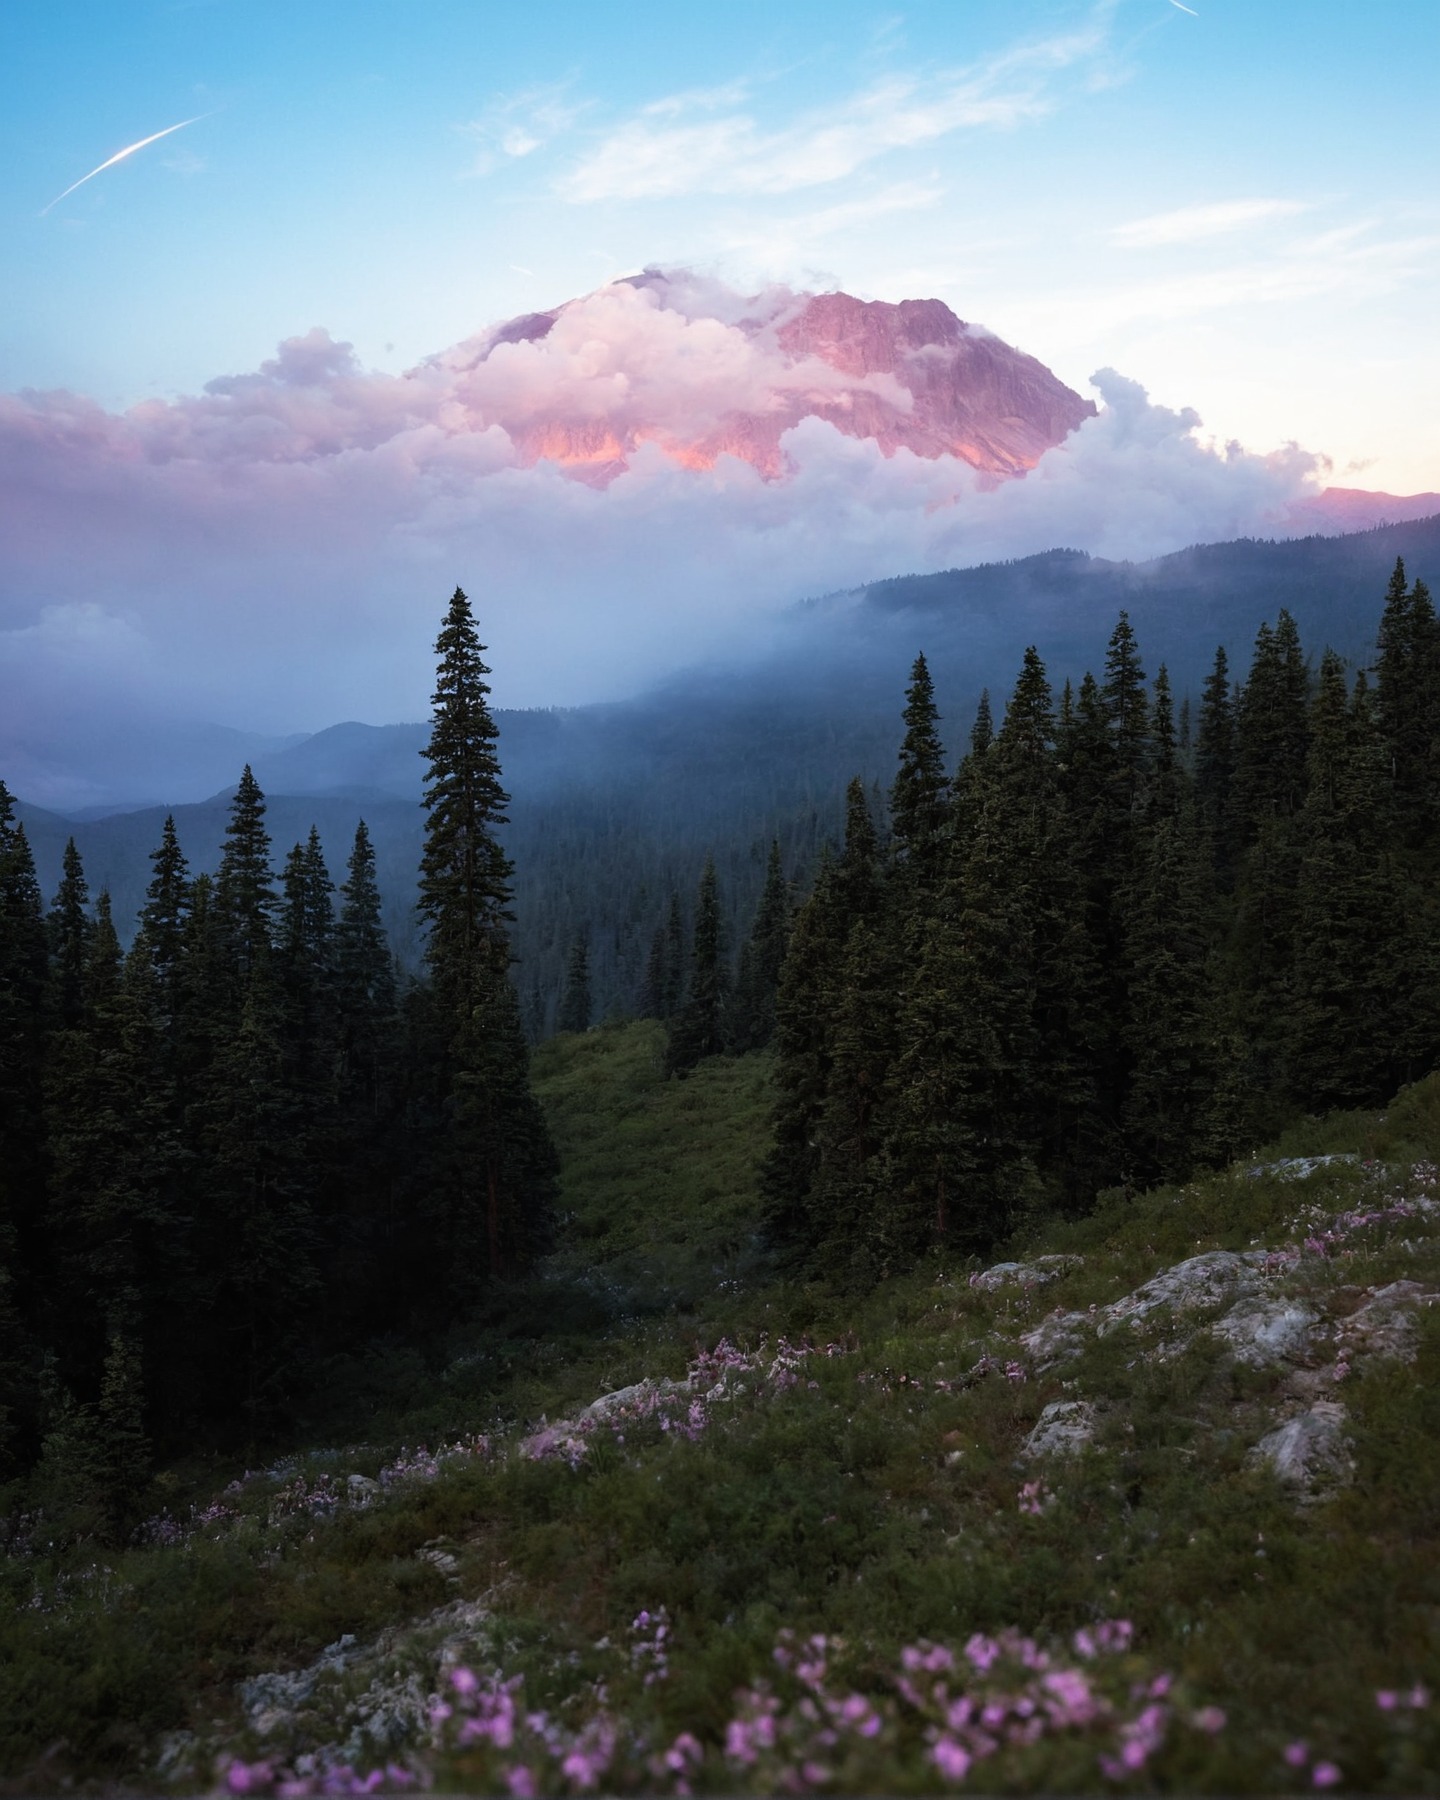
[48,838,93,1026]
[336,820,395,1013]
[970,690,994,756]
[1103,610,1149,781]
[280,826,334,967]
[1148,665,1181,818]
[890,652,948,854]
[418,587,515,996]
[216,766,277,972]
[141,815,190,983]
[998,646,1054,763]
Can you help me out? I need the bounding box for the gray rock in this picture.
[1247,1154,1358,1181]
[1018,1310,1090,1370]
[1211,1296,1320,1368]
[971,1255,1083,1293]
[1098,1251,1266,1336]
[1251,1402,1354,1495]
[1021,1399,1096,1459]
[1339,1280,1440,1368]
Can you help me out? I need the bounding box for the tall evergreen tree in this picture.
[416,587,556,1284]
[666,860,729,1075]
[140,815,191,1004]
[559,931,592,1034]
[1374,558,1440,849]
[727,840,790,1052]
[0,796,48,1465]
[215,767,278,980]
[890,653,948,877]
[1194,645,1237,878]
[47,839,93,1029]
[1235,611,1310,834]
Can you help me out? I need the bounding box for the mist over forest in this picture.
[16,512,1440,1034]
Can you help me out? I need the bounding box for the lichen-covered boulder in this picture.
[1021,1399,1096,1459]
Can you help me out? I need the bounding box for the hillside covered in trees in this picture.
[4,551,1440,1792]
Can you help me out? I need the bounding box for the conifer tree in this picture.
[334,821,397,1069]
[969,690,994,756]
[1375,558,1440,849]
[559,931,592,1034]
[1235,611,1310,834]
[1195,646,1237,878]
[47,839,93,1029]
[727,840,790,1052]
[215,767,278,979]
[1284,653,1436,1108]
[1103,611,1149,813]
[666,860,728,1075]
[140,815,190,1005]
[0,795,48,1462]
[762,849,847,1257]
[416,587,556,1285]
[890,653,948,876]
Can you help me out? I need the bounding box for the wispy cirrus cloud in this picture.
[556,10,1118,202]
[1109,197,1314,249]
[462,82,588,175]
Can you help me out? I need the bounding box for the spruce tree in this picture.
[666,860,728,1075]
[0,796,48,1464]
[890,653,948,876]
[726,840,790,1052]
[47,839,93,1029]
[215,766,278,979]
[559,931,592,1034]
[1195,646,1237,879]
[416,587,556,1284]
[1235,611,1310,834]
[140,815,191,1005]
[1375,558,1440,850]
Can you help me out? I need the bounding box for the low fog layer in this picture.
[0,276,1331,806]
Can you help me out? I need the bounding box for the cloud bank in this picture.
[0,274,1329,803]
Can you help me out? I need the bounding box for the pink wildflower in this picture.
[964,1632,1000,1673]
[503,1768,536,1799]
[1284,1741,1310,1767]
[1312,1761,1342,1788]
[1192,1706,1227,1734]
[450,1666,477,1695]
[931,1736,972,1782]
[1376,1689,1399,1711]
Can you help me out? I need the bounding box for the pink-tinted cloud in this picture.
[0,272,1333,798]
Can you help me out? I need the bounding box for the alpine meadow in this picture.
[6,0,1440,1793]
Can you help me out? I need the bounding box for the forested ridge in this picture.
[754,558,1440,1280]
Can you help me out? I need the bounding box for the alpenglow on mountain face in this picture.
[423,268,1097,485]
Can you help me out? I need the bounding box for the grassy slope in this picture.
[4,1026,1440,1791]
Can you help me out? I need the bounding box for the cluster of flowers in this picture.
[138,1495,239,1549]
[420,1619,1233,1795]
[522,1337,842,1471]
[210,1620,1440,1796]
[376,1435,497,1489]
[139,1436,500,1552]
[1300,1190,1439,1259]
[223,1756,424,1796]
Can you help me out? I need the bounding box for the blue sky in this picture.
[3,0,1440,799]
[5,0,1438,488]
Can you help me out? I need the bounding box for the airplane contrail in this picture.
[41,113,209,215]
[1169,1,1198,13]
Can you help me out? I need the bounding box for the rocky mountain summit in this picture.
[429,268,1097,484]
